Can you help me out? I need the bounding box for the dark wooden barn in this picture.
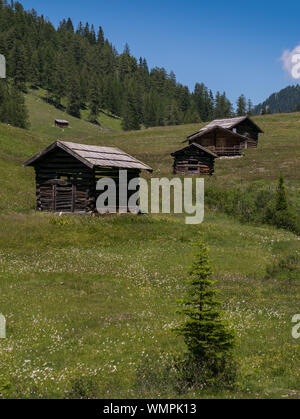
[171,143,217,176]
[23,141,152,214]
[55,119,69,128]
[184,116,263,156]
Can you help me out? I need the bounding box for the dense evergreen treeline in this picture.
[0,1,253,130]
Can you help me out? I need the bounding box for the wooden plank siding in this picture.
[34,150,94,213]
[191,128,246,156]
[235,119,260,143]
[171,144,217,176]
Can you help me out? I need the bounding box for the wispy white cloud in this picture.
[281,45,300,79]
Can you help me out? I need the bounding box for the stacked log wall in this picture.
[94,168,141,213]
[192,132,243,156]
[34,150,94,212]
[235,120,259,143]
[173,149,215,176]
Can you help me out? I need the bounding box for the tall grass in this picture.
[205,181,300,235]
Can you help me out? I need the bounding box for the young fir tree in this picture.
[175,238,235,371]
[267,175,297,234]
[275,175,288,212]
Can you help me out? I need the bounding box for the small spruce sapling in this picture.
[272,175,297,232]
[175,238,235,385]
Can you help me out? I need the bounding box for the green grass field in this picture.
[0,104,299,398]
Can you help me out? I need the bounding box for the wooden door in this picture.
[53,183,76,212]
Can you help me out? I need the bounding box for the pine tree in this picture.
[121,90,140,131]
[97,26,105,49]
[236,94,247,116]
[83,22,90,40]
[76,21,84,36]
[213,91,222,118]
[175,238,235,367]
[247,99,253,116]
[143,91,156,127]
[178,85,190,114]
[221,92,233,117]
[0,81,29,128]
[66,17,74,33]
[267,175,297,234]
[193,83,209,121]
[9,84,29,128]
[42,47,55,101]
[29,50,40,87]
[214,92,233,119]
[51,54,66,107]
[11,41,27,92]
[90,24,96,44]
[275,175,288,212]
[88,77,101,123]
[67,74,81,118]
[164,100,182,126]
[207,90,214,120]
[184,103,202,124]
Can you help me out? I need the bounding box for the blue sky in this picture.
[20,0,300,105]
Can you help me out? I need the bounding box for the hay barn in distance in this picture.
[183,116,263,156]
[171,143,217,176]
[23,141,152,214]
[55,119,69,128]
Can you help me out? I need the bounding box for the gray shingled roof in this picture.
[184,116,263,143]
[199,116,263,133]
[199,116,247,131]
[23,140,153,172]
[171,143,218,158]
[55,119,69,124]
[183,125,249,143]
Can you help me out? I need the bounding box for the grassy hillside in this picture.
[0,112,300,398]
[25,88,122,142]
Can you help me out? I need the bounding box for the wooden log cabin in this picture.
[171,143,217,176]
[184,116,263,156]
[23,141,152,214]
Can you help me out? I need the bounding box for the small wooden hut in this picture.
[23,141,152,213]
[184,116,263,156]
[171,143,217,176]
[55,119,69,128]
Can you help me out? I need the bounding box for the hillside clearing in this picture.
[0,110,299,398]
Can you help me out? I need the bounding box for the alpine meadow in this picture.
[0,0,300,401]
